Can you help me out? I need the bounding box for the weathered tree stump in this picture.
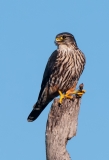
[46,92,82,160]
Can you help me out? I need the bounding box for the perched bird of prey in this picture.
[27,32,86,122]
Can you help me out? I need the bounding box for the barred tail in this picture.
[27,102,46,122]
[27,85,58,122]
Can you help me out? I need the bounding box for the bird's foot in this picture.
[58,89,86,104]
[71,89,86,97]
[58,90,73,104]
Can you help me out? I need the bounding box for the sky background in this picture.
[0,0,109,159]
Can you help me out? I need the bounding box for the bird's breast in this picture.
[49,48,85,92]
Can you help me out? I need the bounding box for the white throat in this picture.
[58,44,68,50]
[57,44,73,53]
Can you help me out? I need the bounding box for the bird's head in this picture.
[55,32,77,47]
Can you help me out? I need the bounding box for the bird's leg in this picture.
[58,90,73,104]
[66,83,86,98]
[58,83,86,104]
[58,84,76,104]
[66,89,86,97]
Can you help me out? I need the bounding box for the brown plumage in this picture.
[27,32,86,122]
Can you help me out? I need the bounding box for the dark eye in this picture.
[63,35,66,39]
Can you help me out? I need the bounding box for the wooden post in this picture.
[46,84,83,160]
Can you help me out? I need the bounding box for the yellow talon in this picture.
[58,90,65,103]
[58,90,73,104]
[70,89,86,97]
[58,89,86,103]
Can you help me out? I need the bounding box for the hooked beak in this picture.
[55,36,63,42]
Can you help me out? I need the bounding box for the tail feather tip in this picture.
[27,116,34,122]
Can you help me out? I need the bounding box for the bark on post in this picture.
[46,84,84,160]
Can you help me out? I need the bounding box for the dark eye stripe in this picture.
[63,35,66,39]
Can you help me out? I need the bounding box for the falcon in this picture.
[27,32,86,122]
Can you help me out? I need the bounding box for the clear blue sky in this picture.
[0,0,109,159]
